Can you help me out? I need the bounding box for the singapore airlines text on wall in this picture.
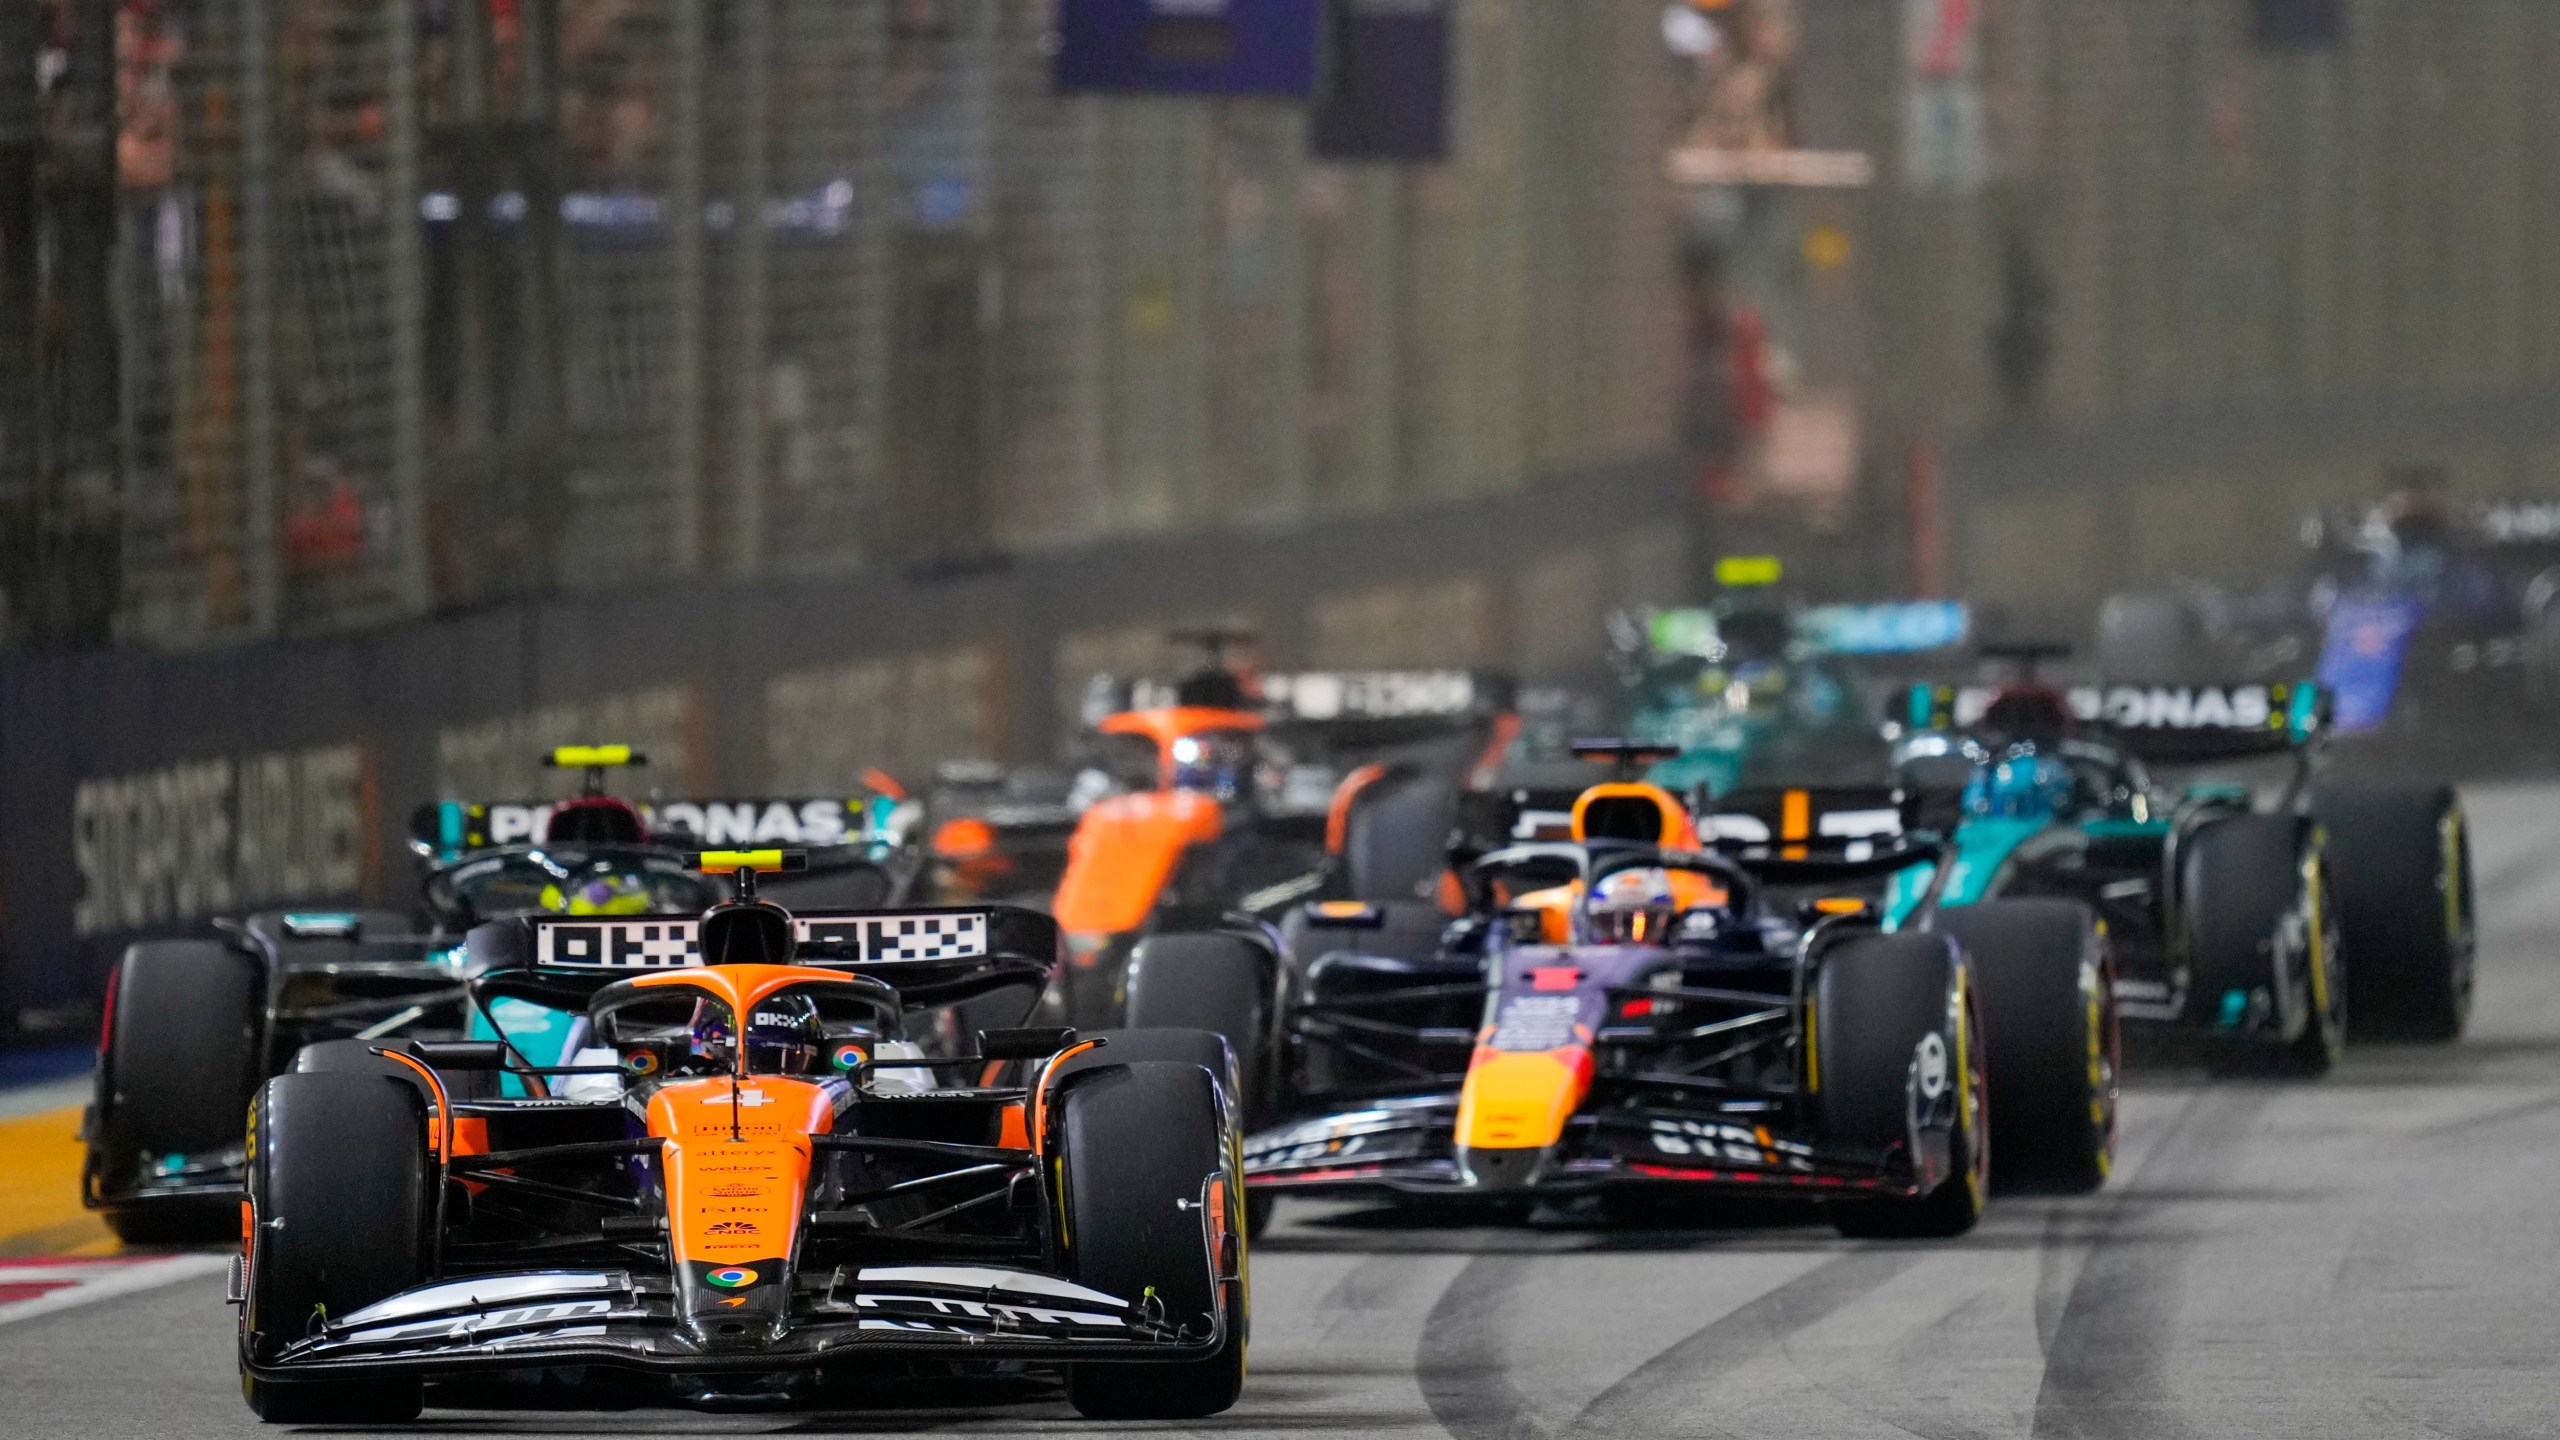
[72,744,371,937]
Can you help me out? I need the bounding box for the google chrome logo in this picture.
[705,1267,759,1289]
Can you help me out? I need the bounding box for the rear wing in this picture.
[1259,669,1516,723]
[1795,602,1972,656]
[1453,786,1587,852]
[514,904,1061,981]
[1083,668,1517,726]
[413,795,897,857]
[1618,603,1971,661]
[2470,499,2560,547]
[1699,785,1908,855]
[1693,786,1947,913]
[1899,681,2328,763]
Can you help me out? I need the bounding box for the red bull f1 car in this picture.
[232,851,1245,1422]
[1127,744,2119,1236]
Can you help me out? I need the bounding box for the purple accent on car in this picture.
[2316,591,2425,734]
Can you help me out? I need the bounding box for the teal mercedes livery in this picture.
[1881,678,2473,1069]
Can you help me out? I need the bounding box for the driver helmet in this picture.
[540,864,655,915]
[1585,866,1683,946]
[1717,609,1789,668]
[689,992,825,1075]
[1168,731,1255,802]
[1965,748,2073,821]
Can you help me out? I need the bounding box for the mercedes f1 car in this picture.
[1127,743,2120,1237]
[1887,673,2473,1059]
[84,746,911,1243]
[1613,584,1969,799]
[233,851,1245,1422]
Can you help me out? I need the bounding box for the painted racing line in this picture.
[0,1076,224,1325]
[0,1256,232,1328]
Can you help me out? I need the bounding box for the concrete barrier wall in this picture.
[0,456,1690,1035]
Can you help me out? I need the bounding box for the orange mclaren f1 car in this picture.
[232,851,1246,1423]
[1024,641,1518,1028]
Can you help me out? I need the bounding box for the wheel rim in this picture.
[2086,950,2121,1176]
[1958,984,1988,1211]
[2444,806,2476,1027]
[2301,855,2346,1060]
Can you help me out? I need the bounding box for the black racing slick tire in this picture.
[1058,1061,1247,1420]
[1340,769,1461,905]
[2183,813,2342,1075]
[1124,932,1276,1124]
[1281,899,1450,972]
[1062,1028,1275,1240]
[1929,900,2117,1194]
[1812,931,1987,1239]
[88,939,263,1244]
[239,1071,429,1424]
[2314,780,2474,1042]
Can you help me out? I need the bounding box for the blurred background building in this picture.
[3,0,1677,652]
[5,0,2552,659]
[1675,0,2560,631]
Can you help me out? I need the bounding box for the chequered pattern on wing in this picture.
[538,921,703,968]
[862,914,989,961]
[533,912,991,966]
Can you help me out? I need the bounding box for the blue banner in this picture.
[1055,0,1325,97]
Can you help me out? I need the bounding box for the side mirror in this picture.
[1302,900,1386,929]
[410,1040,511,1070]
[979,1026,1080,1061]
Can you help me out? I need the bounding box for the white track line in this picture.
[0,1076,89,1121]
[0,1255,231,1328]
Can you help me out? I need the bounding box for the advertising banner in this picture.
[1055,0,1325,97]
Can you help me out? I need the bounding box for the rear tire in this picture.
[1813,932,1986,1239]
[1340,770,1459,904]
[2314,780,2473,1042]
[1124,932,1276,1125]
[1058,1061,1246,1420]
[2184,813,2340,1075]
[1928,899,2117,1193]
[240,1072,429,1424]
[88,939,263,1244]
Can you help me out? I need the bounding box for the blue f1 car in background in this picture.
[2099,496,2560,755]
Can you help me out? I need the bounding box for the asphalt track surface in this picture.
[9,784,2560,1438]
